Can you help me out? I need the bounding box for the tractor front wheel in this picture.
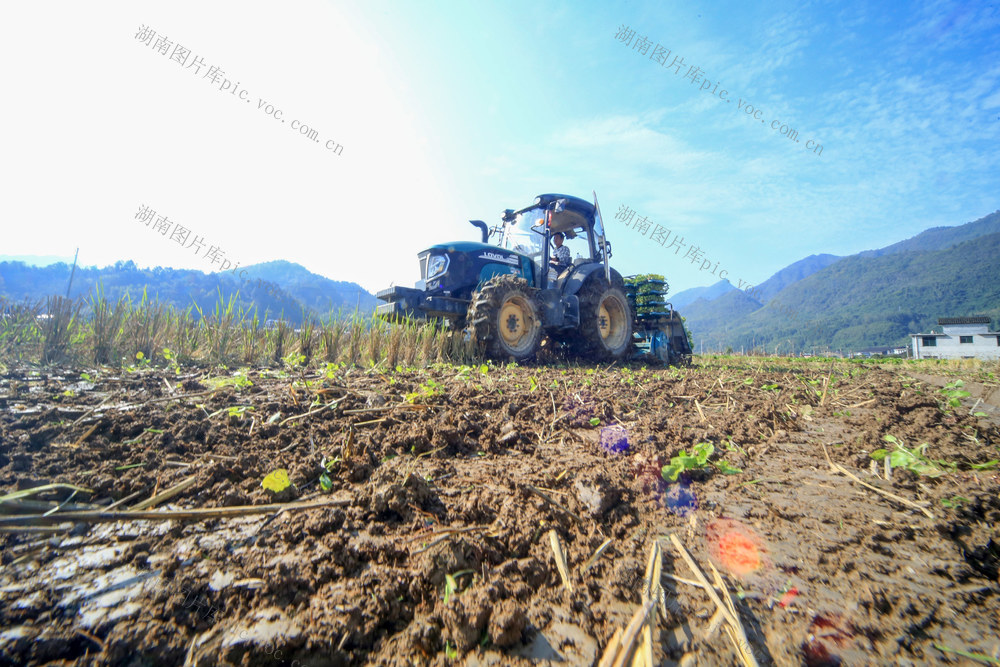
[466,276,542,361]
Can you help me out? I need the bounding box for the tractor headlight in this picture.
[426,254,449,280]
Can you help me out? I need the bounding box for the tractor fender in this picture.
[562,264,623,296]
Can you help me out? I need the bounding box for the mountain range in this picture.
[675,210,1000,353]
[0,259,377,324]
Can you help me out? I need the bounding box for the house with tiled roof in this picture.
[910,316,1000,360]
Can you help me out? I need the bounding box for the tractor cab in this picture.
[499,194,609,290]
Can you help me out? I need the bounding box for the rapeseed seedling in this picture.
[661,442,742,481]
[870,434,954,477]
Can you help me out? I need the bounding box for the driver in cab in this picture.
[549,232,571,277]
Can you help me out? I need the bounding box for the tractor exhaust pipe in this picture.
[469,220,489,244]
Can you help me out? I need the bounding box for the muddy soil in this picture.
[0,360,998,666]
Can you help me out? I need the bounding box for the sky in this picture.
[1,0,998,298]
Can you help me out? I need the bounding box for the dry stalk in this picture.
[819,371,832,405]
[548,529,573,591]
[666,534,739,634]
[0,484,94,503]
[343,425,356,460]
[131,474,200,511]
[62,423,99,449]
[581,538,613,574]
[404,525,490,543]
[342,404,430,415]
[664,572,704,588]
[598,598,658,667]
[106,490,144,511]
[279,397,346,426]
[821,444,933,519]
[641,540,664,667]
[668,533,759,666]
[597,628,625,667]
[708,561,759,666]
[67,396,112,429]
[0,497,352,527]
[703,607,726,640]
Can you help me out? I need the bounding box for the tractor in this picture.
[376,193,693,364]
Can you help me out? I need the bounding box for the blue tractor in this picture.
[376,193,692,364]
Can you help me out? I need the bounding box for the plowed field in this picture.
[1,359,998,666]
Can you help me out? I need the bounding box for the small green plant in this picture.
[938,380,970,412]
[283,351,307,372]
[125,351,151,372]
[443,574,457,606]
[319,472,333,492]
[162,347,182,375]
[444,641,458,660]
[940,495,969,508]
[870,434,954,477]
[406,377,445,403]
[661,442,742,481]
[205,369,254,391]
[724,437,747,456]
[442,569,474,606]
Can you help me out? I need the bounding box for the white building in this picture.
[910,316,1000,360]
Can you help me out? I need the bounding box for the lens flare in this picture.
[664,477,698,516]
[599,424,630,454]
[706,518,766,577]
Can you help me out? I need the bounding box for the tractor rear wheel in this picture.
[466,275,542,361]
[574,276,634,361]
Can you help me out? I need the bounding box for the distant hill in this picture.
[682,289,763,346]
[0,260,376,325]
[689,223,1000,353]
[673,210,1000,352]
[671,280,735,310]
[858,210,1000,258]
[750,254,842,303]
[238,260,377,315]
[672,254,840,316]
[680,255,840,344]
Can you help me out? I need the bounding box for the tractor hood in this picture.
[421,241,527,269]
[416,241,532,294]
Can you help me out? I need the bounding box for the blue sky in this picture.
[2,0,998,297]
